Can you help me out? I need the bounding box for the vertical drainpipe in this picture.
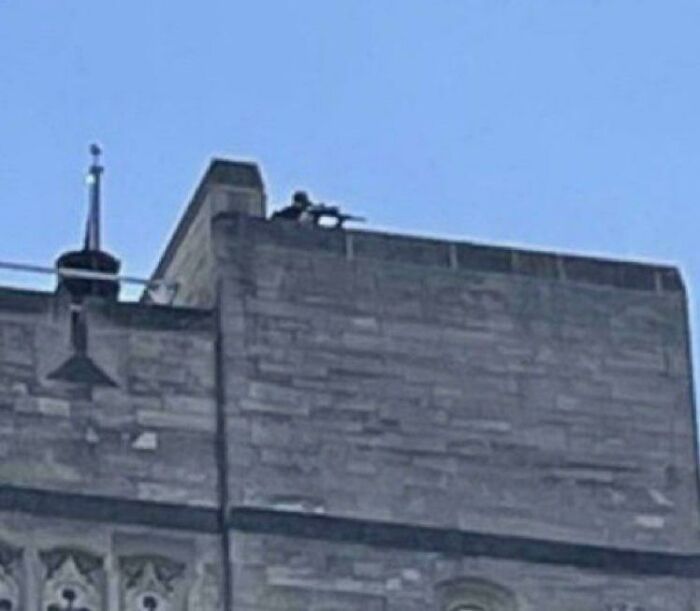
[204,159,265,610]
[214,276,233,610]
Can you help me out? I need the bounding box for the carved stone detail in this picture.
[191,564,221,611]
[0,541,21,611]
[40,548,103,611]
[120,555,186,611]
[437,578,518,611]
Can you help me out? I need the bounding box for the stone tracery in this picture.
[0,541,21,611]
[120,555,186,611]
[40,549,104,611]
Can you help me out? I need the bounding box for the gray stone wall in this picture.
[215,214,700,553]
[0,288,218,507]
[230,530,698,611]
[1,156,697,608]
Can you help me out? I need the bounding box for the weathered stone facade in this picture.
[0,159,698,609]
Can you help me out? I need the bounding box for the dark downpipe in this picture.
[214,278,234,611]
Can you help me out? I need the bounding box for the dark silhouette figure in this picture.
[271,191,312,221]
[271,191,365,228]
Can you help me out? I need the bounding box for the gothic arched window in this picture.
[437,578,517,611]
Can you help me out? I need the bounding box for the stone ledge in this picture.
[228,507,700,578]
[106,301,214,331]
[0,287,51,314]
[0,484,219,532]
[0,287,215,328]
[3,485,699,577]
[213,214,685,294]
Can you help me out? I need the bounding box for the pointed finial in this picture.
[90,143,102,167]
[54,142,121,301]
[84,143,104,251]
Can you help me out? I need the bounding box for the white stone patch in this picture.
[11,382,27,396]
[37,397,70,418]
[271,498,325,514]
[470,419,512,433]
[85,426,100,445]
[351,316,378,331]
[634,514,665,529]
[132,431,158,451]
[401,569,421,582]
[609,489,626,505]
[649,488,674,508]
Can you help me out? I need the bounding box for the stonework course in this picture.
[0,159,698,609]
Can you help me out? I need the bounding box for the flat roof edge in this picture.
[213,214,685,294]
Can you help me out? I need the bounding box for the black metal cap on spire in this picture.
[55,144,121,301]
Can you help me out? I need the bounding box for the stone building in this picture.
[0,158,698,610]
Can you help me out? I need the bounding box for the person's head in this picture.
[292,191,310,208]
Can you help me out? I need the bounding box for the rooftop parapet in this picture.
[151,157,684,308]
[215,212,685,295]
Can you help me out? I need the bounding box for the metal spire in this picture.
[83,143,103,251]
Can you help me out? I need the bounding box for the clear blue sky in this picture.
[1,2,699,327]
